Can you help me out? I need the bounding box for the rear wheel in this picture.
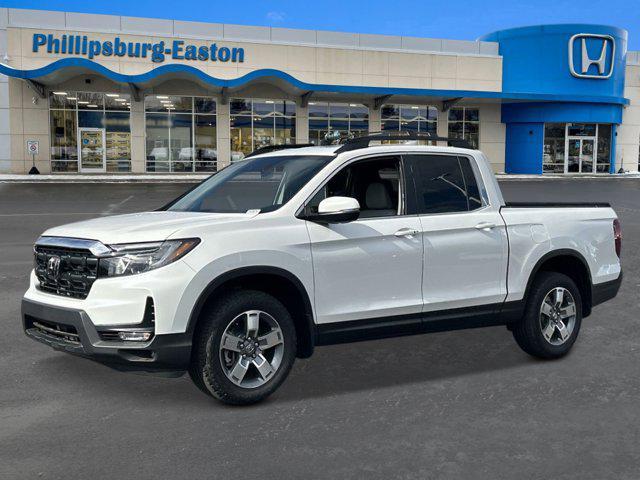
[189,290,296,405]
[512,272,582,359]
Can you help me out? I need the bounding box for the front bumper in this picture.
[22,298,192,376]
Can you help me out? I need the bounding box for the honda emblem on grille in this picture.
[46,255,61,278]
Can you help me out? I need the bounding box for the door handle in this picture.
[394,227,420,237]
[475,222,496,230]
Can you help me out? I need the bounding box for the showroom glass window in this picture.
[381,104,437,143]
[230,99,296,158]
[145,96,217,172]
[543,123,612,174]
[308,102,369,145]
[49,91,132,172]
[448,107,479,148]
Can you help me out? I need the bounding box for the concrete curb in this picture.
[1,173,639,183]
[0,174,211,183]
[496,174,640,180]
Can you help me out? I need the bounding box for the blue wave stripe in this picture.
[0,58,629,105]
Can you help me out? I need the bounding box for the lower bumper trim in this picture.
[22,298,191,376]
[592,272,623,308]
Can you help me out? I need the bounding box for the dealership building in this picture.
[0,8,638,175]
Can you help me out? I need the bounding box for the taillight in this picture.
[613,218,622,258]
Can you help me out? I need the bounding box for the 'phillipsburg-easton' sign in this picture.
[32,33,245,64]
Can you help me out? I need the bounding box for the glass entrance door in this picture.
[78,128,106,172]
[565,136,596,173]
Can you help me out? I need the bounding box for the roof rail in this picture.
[244,143,315,158]
[334,132,473,153]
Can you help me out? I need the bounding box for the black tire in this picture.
[512,272,583,359]
[188,289,297,405]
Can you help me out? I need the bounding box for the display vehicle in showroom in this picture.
[22,133,623,405]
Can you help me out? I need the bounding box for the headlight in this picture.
[98,238,200,278]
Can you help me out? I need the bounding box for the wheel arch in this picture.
[524,249,593,318]
[186,266,316,358]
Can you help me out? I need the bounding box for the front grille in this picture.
[27,316,80,344]
[34,245,98,299]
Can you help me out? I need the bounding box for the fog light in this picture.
[117,331,153,342]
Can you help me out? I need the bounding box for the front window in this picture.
[448,107,479,149]
[167,155,331,213]
[308,102,369,145]
[230,99,296,159]
[307,156,402,218]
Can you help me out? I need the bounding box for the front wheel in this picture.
[189,290,297,405]
[512,272,583,359]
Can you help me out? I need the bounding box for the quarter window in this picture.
[408,155,482,214]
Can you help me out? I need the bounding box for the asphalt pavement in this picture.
[1,178,639,479]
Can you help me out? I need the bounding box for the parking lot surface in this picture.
[1,178,639,479]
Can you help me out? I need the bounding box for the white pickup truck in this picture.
[23,134,623,405]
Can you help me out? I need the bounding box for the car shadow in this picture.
[276,325,533,402]
[34,325,533,407]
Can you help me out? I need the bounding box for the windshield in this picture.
[167,155,333,213]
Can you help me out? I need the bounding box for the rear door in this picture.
[405,153,508,313]
[304,154,424,325]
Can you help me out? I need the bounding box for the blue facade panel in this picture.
[481,24,627,104]
[502,102,623,124]
[505,123,545,174]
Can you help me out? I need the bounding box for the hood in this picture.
[41,211,258,245]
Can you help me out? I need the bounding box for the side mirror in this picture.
[302,196,360,223]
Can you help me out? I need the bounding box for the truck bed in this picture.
[503,202,612,208]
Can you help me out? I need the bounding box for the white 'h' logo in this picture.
[568,34,615,79]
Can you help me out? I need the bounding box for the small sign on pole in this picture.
[26,140,40,174]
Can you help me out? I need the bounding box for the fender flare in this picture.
[185,266,316,356]
[522,248,593,313]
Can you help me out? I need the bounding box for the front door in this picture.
[78,128,106,173]
[566,137,596,173]
[304,155,424,325]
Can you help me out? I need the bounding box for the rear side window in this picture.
[407,154,483,214]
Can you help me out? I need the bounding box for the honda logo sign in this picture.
[568,33,615,79]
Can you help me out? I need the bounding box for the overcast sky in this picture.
[3,0,639,49]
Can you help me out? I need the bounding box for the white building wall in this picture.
[478,103,506,173]
[618,59,640,173]
[0,8,10,173]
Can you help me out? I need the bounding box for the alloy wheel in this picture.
[219,310,285,389]
[539,287,577,346]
